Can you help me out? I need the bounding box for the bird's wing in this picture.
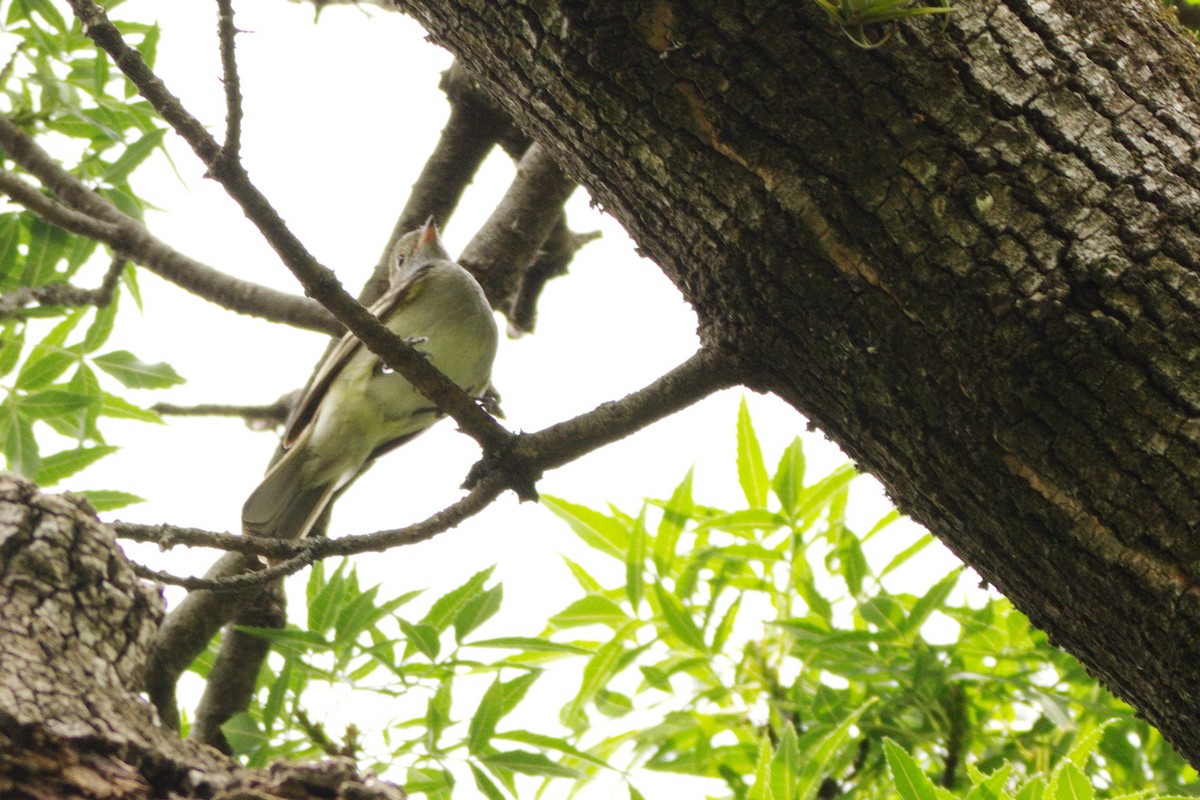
[282,265,430,447]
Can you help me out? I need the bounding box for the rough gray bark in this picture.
[392,0,1200,763]
[0,472,403,798]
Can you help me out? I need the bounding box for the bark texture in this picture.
[394,0,1200,762]
[0,472,403,799]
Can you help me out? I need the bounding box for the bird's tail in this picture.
[242,442,338,542]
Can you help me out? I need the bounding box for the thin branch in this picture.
[151,399,292,428]
[116,347,739,569]
[0,250,126,321]
[509,217,601,335]
[0,121,339,334]
[67,0,510,454]
[215,0,243,159]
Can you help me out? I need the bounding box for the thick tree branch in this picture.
[460,143,578,311]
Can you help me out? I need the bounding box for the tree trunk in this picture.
[0,472,403,799]
[395,0,1200,762]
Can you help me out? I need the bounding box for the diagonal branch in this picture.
[115,346,741,586]
[67,0,510,455]
[0,253,127,321]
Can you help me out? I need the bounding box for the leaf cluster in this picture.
[223,401,1198,798]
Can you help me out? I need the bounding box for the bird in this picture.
[242,219,498,542]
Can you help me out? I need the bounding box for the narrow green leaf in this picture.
[736,397,769,508]
[16,309,85,390]
[468,672,539,754]
[494,729,610,769]
[93,349,184,389]
[4,409,38,477]
[542,495,628,560]
[420,566,495,633]
[1053,762,1094,800]
[795,700,878,800]
[102,127,165,183]
[466,637,592,655]
[879,532,933,577]
[711,595,741,652]
[469,764,507,800]
[399,619,441,661]
[307,560,347,634]
[748,734,773,800]
[563,621,637,729]
[220,712,266,758]
[771,724,801,800]
[34,445,117,485]
[548,594,629,630]
[902,569,960,634]
[76,489,143,511]
[884,738,939,800]
[0,324,25,377]
[653,583,707,651]
[626,507,647,607]
[19,389,94,419]
[654,468,694,574]
[425,678,453,752]
[100,392,162,423]
[772,436,806,516]
[480,750,582,779]
[454,583,504,642]
[82,293,119,353]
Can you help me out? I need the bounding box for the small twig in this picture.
[509,217,601,335]
[151,398,291,428]
[294,708,341,757]
[0,252,126,320]
[215,0,243,159]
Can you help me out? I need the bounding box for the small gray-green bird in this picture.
[242,219,498,541]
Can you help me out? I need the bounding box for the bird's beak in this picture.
[418,217,440,250]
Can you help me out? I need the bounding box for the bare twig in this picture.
[151,399,292,428]
[116,347,739,581]
[67,0,510,454]
[0,122,339,334]
[215,0,243,159]
[509,217,602,335]
[0,251,126,320]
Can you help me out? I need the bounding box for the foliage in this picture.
[0,0,176,504]
[227,401,1198,798]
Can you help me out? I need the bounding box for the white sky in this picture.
[19,2,966,796]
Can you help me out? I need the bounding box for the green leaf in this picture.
[220,712,267,758]
[563,621,637,729]
[771,724,801,800]
[653,582,707,651]
[76,489,143,511]
[466,637,592,655]
[93,349,184,389]
[16,309,85,390]
[494,729,610,769]
[18,389,94,419]
[34,445,117,485]
[0,324,25,377]
[884,738,939,800]
[468,672,539,754]
[99,392,162,423]
[902,569,960,634]
[1053,762,1094,800]
[4,409,38,477]
[736,397,769,508]
[82,293,119,353]
[425,678,453,752]
[399,619,441,661]
[420,566,495,633]
[469,764,507,800]
[796,700,878,800]
[654,468,694,574]
[548,594,628,630]
[542,495,628,560]
[102,127,165,183]
[772,436,806,516]
[626,507,647,608]
[307,560,347,634]
[454,583,503,642]
[480,750,582,779]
